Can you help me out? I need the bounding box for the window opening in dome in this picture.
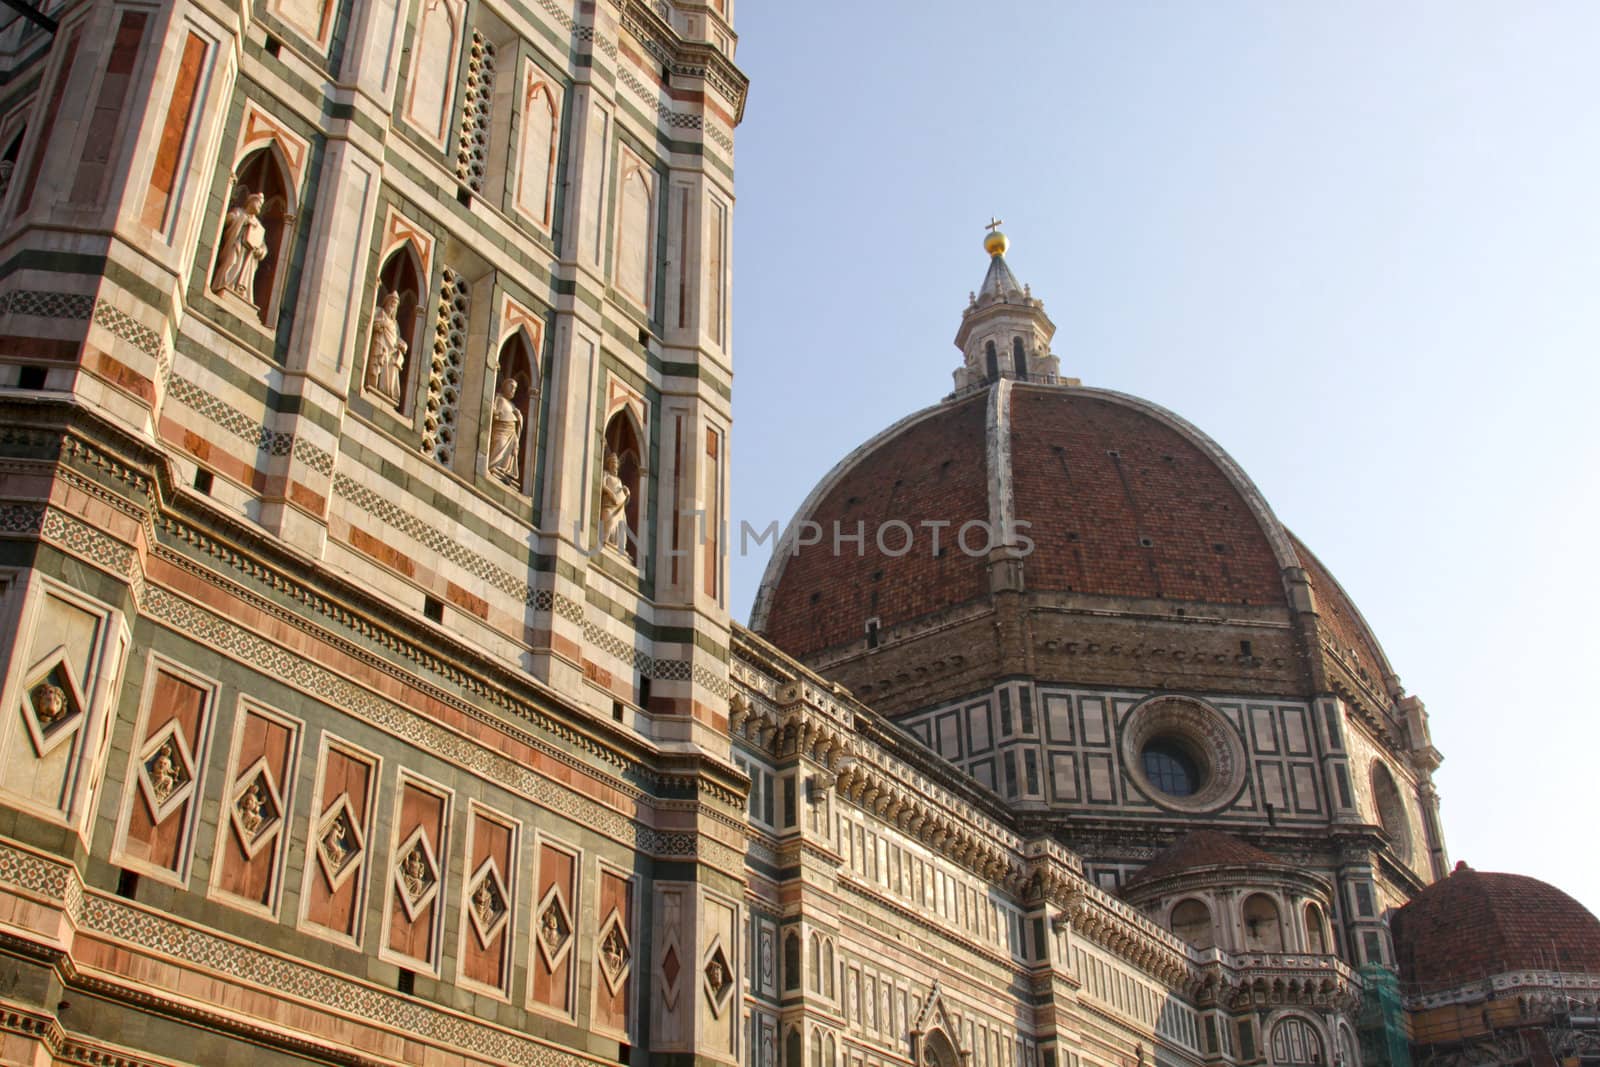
[1012,337,1027,377]
[1141,739,1200,797]
[985,341,999,380]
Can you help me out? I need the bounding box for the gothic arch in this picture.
[486,328,538,491]
[212,142,297,326]
[516,72,559,229]
[603,408,644,562]
[405,0,463,145]
[366,241,426,410]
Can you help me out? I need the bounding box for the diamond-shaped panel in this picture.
[704,942,734,1014]
[537,887,574,970]
[19,649,87,758]
[597,910,631,994]
[394,828,439,922]
[136,721,196,824]
[229,758,284,858]
[662,944,681,988]
[467,858,510,947]
[315,793,365,892]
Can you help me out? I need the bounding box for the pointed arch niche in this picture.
[514,62,561,231]
[603,410,643,564]
[486,306,541,494]
[365,212,436,413]
[211,107,308,330]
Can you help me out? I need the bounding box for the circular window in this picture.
[1121,696,1247,813]
[1141,737,1202,796]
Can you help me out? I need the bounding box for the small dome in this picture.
[1124,830,1284,890]
[1392,863,1600,992]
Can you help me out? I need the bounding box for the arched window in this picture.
[365,244,425,411]
[1012,336,1028,377]
[211,145,295,327]
[602,412,643,562]
[810,1029,822,1067]
[1303,902,1328,954]
[1170,898,1214,949]
[808,933,821,993]
[984,340,999,381]
[1370,761,1413,860]
[516,75,559,228]
[1242,894,1284,953]
[785,1028,801,1067]
[486,330,538,491]
[1269,1016,1324,1066]
[822,938,835,997]
[824,1033,836,1067]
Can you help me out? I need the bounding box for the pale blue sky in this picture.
[726,2,1600,917]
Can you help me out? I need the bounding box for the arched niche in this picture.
[1242,893,1284,953]
[1269,1015,1324,1066]
[984,339,999,380]
[1012,336,1027,376]
[1303,901,1329,954]
[487,329,538,491]
[1170,897,1215,950]
[405,0,461,144]
[1370,760,1413,861]
[603,410,643,563]
[365,242,426,410]
[212,144,296,327]
[782,929,800,992]
[922,1028,959,1067]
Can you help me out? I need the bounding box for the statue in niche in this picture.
[30,682,68,730]
[486,376,524,484]
[365,290,407,404]
[600,450,630,552]
[212,189,269,304]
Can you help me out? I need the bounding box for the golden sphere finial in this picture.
[983,217,1008,257]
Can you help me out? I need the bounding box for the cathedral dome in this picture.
[749,233,1411,736]
[1391,862,1600,992]
[752,382,1296,660]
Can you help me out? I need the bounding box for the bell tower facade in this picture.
[0,0,750,1062]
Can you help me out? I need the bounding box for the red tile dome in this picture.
[752,383,1297,659]
[1392,862,1600,993]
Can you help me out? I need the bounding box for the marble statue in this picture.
[600,450,630,553]
[212,189,269,304]
[486,376,524,484]
[365,290,407,403]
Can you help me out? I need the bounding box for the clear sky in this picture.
[725,1,1600,918]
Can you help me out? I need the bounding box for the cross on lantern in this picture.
[985,217,1004,234]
